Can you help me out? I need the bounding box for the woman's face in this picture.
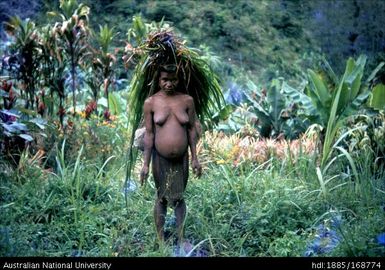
[159,71,179,94]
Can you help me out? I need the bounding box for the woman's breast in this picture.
[154,108,189,126]
[154,117,188,158]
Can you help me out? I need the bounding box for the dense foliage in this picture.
[1,0,385,258]
[2,0,385,85]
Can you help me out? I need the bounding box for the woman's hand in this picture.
[140,165,149,186]
[192,159,202,178]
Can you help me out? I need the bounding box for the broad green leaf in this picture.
[369,84,385,110]
[351,91,370,111]
[321,57,338,85]
[267,80,286,131]
[304,85,322,108]
[345,57,365,90]
[244,92,270,119]
[308,69,330,106]
[304,85,329,125]
[108,92,123,115]
[282,82,316,115]
[350,68,363,97]
[251,105,270,124]
[336,82,350,116]
[366,62,385,83]
[321,70,346,168]
[343,57,355,79]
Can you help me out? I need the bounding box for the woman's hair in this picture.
[159,64,177,73]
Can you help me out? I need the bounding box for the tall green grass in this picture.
[1,134,384,257]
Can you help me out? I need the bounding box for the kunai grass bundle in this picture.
[124,30,224,198]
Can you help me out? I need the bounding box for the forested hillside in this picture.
[2,0,385,86]
[1,0,385,259]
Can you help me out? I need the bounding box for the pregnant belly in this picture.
[155,127,188,159]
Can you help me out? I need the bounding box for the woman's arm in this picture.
[186,96,202,177]
[140,98,154,185]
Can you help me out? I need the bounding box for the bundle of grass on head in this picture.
[124,29,224,192]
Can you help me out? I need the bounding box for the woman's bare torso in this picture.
[152,92,190,159]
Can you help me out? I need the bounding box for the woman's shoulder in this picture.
[144,95,155,107]
[178,93,193,100]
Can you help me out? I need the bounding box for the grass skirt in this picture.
[152,150,188,204]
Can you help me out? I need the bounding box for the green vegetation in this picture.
[1,0,385,257]
[1,130,384,256]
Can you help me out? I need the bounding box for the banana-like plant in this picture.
[368,83,385,110]
[284,55,384,168]
[244,78,307,138]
